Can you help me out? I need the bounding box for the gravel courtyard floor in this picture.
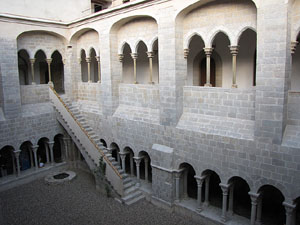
[0,170,201,225]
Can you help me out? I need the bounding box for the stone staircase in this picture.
[49,87,144,205]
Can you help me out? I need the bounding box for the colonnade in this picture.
[79,50,101,83]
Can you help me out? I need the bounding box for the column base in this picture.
[134,81,138,84]
[148,81,154,84]
[232,84,238,88]
[196,207,203,213]
[48,81,53,86]
[97,80,101,83]
[32,82,36,85]
[204,83,212,87]
[88,80,92,83]
[221,217,227,223]
[203,202,210,207]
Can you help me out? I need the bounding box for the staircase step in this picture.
[125,193,145,206]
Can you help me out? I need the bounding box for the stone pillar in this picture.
[204,175,211,206]
[131,53,138,84]
[119,152,126,172]
[203,48,213,87]
[30,58,36,85]
[117,151,121,165]
[256,194,262,225]
[174,171,181,202]
[29,146,33,167]
[230,46,239,88]
[283,202,296,225]
[144,157,149,182]
[32,145,39,170]
[44,142,50,164]
[13,150,21,177]
[130,152,134,176]
[48,141,55,165]
[46,58,53,85]
[96,56,101,83]
[220,183,230,222]
[86,57,91,83]
[12,153,16,175]
[147,51,154,84]
[228,183,234,216]
[134,157,142,187]
[249,192,260,225]
[195,175,206,212]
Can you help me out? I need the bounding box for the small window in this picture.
[94,4,102,12]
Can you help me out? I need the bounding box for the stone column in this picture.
[130,152,134,176]
[46,58,53,85]
[204,175,211,206]
[229,46,239,88]
[96,56,101,83]
[220,183,230,222]
[44,142,50,164]
[117,151,121,165]
[86,57,91,83]
[12,152,16,175]
[30,58,36,85]
[228,183,234,216]
[174,171,181,202]
[144,157,149,182]
[249,192,260,225]
[131,53,138,84]
[147,51,154,84]
[195,175,206,212]
[283,202,296,225]
[28,146,33,167]
[119,152,126,172]
[13,150,21,177]
[48,141,55,165]
[32,145,39,170]
[203,48,213,87]
[256,194,262,225]
[134,157,142,187]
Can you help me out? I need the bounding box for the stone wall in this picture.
[77,82,101,102]
[20,84,49,104]
[287,91,300,126]
[183,87,255,120]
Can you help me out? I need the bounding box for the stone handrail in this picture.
[49,86,122,179]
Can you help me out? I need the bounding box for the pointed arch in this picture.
[208,29,232,47]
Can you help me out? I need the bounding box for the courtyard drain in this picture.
[45,170,76,185]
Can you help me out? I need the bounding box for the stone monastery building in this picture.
[1,0,300,224]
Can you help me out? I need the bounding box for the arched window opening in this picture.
[90,48,98,83]
[18,50,30,85]
[53,134,63,163]
[20,141,33,171]
[295,197,300,225]
[81,50,88,82]
[110,143,120,166]
[152,39,159,84]
[0,146,15,177]
[122,43,133,83]
[34,50,47,84]
[138,151,152,183]
[291,34,300,91]
[187,35,205,86]
[136,41,148,84]
[202,170,222,208]
[51,51,64,93]
[179,163,197,200]
[258,185,285,225]
[237,29,257,89]
[124,147,135,176]
[211,32,230,88]
[228,177,251,219]
[200,57,216,87]
[37,138,50,167]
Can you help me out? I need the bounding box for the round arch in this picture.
[179,162,197,199]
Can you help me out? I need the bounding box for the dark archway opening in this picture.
[110,143,120,165]
[259,185,285,225]
[200,57,216,87]
[124,147,135,176]
[202,170,222,208]
[37,138,48,166]
[34,50,48,84]
[51,51,64,93]
[18,50,30,85]
[179,163,197,199]
[0,146,15,177]
[53,134,63,163]
[138,151,152,183]
[100,139,107,148]
[20,141,33,171]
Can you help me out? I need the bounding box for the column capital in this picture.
[96,56,100,61]
[291,41,299,54]
[86,57,91,63]
[184,48,190,59]
[283,202,296,214]
[133,156,142,165]
[147,51,154,58]
[118,54,124,62]
[48,141,55,146]
[203,47,214,55]
[248,192,260,204]
[14,150,21,156]
[30,58,36,64]
[194,175,206,186]
[229,45,239,55]
[46,58,52,64]
[32,145,39,151]
[131,53,138,59]
[219,183,230,195]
